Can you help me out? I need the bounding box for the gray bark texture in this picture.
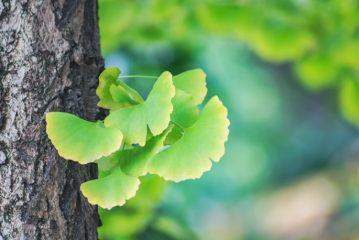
[0,0,103,239]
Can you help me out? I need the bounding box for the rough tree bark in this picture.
[0,0,103,239]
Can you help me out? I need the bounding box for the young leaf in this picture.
[80,166,140,209]
[109,84,137,106]
[173,69,207,105]
[46,112,123,164]
[97,67,124,109]
[104,71,175,146]
[116,80,144,104]
[149,96,230,182]
[97,67,144,110]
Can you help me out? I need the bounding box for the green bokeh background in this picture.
[98,0,359,239]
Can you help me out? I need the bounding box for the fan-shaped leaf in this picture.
[173,69,207,105]
[46,112,123,164]
[104,71,175,146]
[149,96,229,182]
[81,166,140,209]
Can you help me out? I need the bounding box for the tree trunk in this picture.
[0,0,102,239]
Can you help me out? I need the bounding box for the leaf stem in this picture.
[121,143,126,151]
[170,121,185,133]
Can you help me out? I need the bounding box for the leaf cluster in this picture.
[46,67,229,208]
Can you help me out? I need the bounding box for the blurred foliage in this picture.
[99,175,196,240]
[98,0,359,239]
[99,0,359,126]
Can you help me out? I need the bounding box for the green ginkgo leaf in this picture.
[166,89,199,144]
[173,69,207,105]
[120,129,171,177]
[96,150,123,173]
[171,89,199,127]
[149,96,230,182]
[104,71,175,146]
[97,67,124,109]
[97,67,144,110]
[109,84,137,106]
[116,80,144,104]
[81,166,140,209]
[96,129,169,179]
[46,112,123,164]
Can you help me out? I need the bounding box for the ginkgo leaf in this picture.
[81,166,140,209]
[96,130,170,177]
[171,89,199,127]
[116,80,144,104]
[46,112,123,164]
[109,84,137,106]
[166,89,199,144]
[104,71,175,146]
[97,67,124,109]
[149,96,229,182]
[173,69,207,105]
[120,129,171,177]
[97,67,144,110]
[96,150,123,173]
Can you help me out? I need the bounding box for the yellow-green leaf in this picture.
[120,129,170,177]
[171,89,199,127]
[97,67,124,109]
[104,71,175,146]
[46,112,123,164]
[166,89,199,144]
[80,166,140,209]
[173,69,207,105]
[97,67,144,110]
[149,96,230,182]
[109,84,137,106]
